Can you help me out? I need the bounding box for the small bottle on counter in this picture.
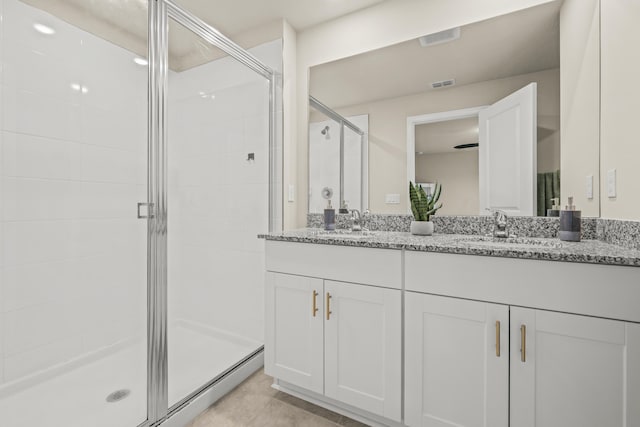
[339,200,349,214]
[324,200,336,231]
[547,198,561,217]
[559,196,581,242]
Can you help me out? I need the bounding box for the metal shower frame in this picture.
[309,95,367,212]
[144,1,281,425]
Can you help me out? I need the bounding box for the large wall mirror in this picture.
[308,0,602,218]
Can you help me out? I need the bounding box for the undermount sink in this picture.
[454,235,564,249]
[314,229,378,239]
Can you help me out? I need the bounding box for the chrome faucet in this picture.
[350,209,362,231]
[486,208,509,238]
[350,209,370,232]
[362,209,370,231]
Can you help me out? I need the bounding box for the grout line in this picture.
[0,129,146,154]
[0,175,146,186]
[1,217,144,223]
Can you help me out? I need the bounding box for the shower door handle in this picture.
[137,202,155,219]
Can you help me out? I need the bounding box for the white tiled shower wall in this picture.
[0,0,282,385]
[0,0,148,384]
[168,39,282,346]
[0,0,281,388]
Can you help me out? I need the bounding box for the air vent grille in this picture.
[431,79,456,89]
[419,27,461,47]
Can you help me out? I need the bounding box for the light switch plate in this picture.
[385,194,400,204]
[586,174,593,199]
[607,169,617,198]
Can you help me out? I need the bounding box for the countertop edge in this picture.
[258,232,640,268]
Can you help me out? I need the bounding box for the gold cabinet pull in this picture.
[326,292,332,320]
[520,324,527,362]
[495,321,501,357]
[312,290,319,317]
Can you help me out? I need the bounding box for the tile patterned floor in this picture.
[187,370,369,427]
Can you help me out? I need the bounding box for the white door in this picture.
[324,281,402,422]
[264,272,324,394]
[405,293,509,427]
[510,308,640,427]
[479,83,537,216]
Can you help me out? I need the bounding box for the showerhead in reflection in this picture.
[321,125,330,140]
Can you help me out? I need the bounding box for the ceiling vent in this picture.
[454,143,479,150]
[431,79,456,89]
[419,27,461,47]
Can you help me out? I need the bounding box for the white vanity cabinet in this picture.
[265,272,324,394]
[264,239,640,427]
[510,308,640,427]
[404,293,509,427]
[324,280,402,419]
[265,241,403,423]
[405,293,640,427]
[405,251,640,427]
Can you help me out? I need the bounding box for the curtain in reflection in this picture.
[537,170,561,216]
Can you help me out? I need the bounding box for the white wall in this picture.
[168,40,282,345]
[293,0,557,226]
[326,69,559,213]
[0,0,147,384]
[282,20,297,230]
[600,0,640,220]
[416,150,479,216]
[560,0,600,217]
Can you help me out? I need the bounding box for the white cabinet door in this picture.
[510,308,640,427]
[324,280,402,422]
[405,292,509,427]
[265,272,324,394]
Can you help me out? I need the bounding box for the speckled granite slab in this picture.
[597,219,640,251]
[307,213,598,239]
[260,228,640,267]
[307,213,409,231]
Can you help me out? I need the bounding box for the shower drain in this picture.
[106,389,131,403]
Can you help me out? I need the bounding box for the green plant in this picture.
[409,181,443,221]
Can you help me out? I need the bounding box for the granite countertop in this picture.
[259,228,640,267]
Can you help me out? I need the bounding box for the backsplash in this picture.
[307,213,413,233]
[307,213,601,240]
[597,219,640,251]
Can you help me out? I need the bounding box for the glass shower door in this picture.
[0,0,149,426]
[164,13,275,407]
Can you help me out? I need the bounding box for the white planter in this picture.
[410,221,434,236]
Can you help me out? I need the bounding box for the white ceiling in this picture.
[167,0,386,33]
[310,1,562,109]
[21,0,386,70]
[415,117,479,155]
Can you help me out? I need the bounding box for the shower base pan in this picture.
[0,322,261,427]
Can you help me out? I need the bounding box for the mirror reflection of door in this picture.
[479,83,537,216]
[412,81,560,217]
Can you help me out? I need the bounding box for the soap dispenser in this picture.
[547,198,561,217]
[324,199,336,231]
[321,187,336,231]
[559,196,581,242]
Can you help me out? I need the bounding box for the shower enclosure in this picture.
[0,0,282,426]
[308,96,368,214]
